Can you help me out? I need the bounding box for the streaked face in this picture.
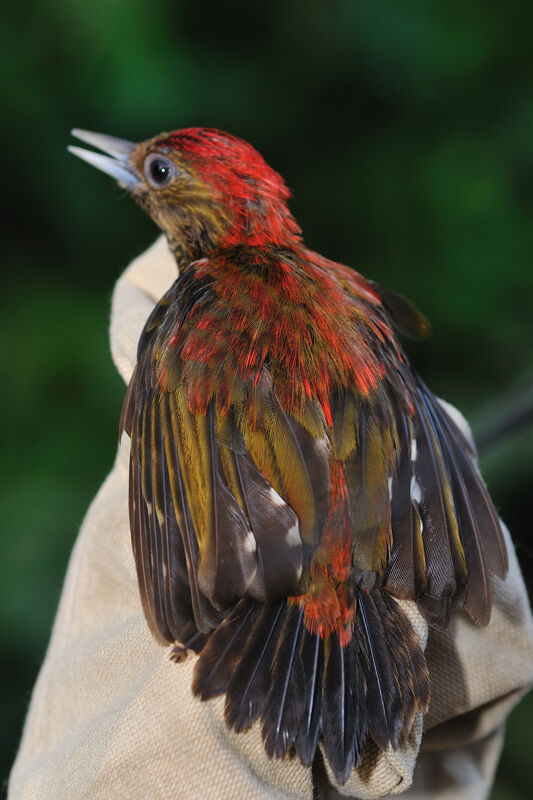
[69,128,301,257]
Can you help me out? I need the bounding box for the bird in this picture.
[69,127,508,784]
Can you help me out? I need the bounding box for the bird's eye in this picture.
[143,153,177,188]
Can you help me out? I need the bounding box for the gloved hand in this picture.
[9,237,533,800]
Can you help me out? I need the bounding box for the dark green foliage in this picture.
[1,1,532,795]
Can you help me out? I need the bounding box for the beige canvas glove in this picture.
[9,237,533,800]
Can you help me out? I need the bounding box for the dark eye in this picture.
[144,153,177,187]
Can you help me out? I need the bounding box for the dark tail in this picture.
[192,587,430,785]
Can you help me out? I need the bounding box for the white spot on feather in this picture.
[411,438,417,462]
[286,523,301,547]
[314,437,330,457]
[388,476,393,501]
[269,487,286,507]
[244,531,257,553]
[410,474,422,505]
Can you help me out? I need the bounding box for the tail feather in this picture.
[262,606,306,757]
[371,589,430,739]
[192,599,257,699]
[294,629,324,766]
[192,587,429,785]
[322,635,366,784]
[224,601,285,733]
[356,589,403,750]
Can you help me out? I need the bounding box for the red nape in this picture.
[159,128,302,248]
[174,251,398,421]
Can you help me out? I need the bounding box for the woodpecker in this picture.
[69,128,508,783]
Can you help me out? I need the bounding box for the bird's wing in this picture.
[120,275,331,642]
[324,255,507,626]
[381,376,507,628]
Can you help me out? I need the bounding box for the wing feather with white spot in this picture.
[125,383,313,641]
[385,376,508,628]
[121,285,323,641]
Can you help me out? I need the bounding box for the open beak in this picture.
[68,129,140,190]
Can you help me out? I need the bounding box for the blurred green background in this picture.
[1,0,532,796]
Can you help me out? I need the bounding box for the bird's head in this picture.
[69,127,302,263]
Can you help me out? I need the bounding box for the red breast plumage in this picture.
[69,127,508,783]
